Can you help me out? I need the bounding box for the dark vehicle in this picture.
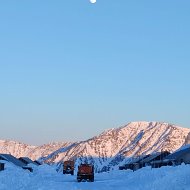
[0,163,5,171]
[119,163,134,171]
[77,164,94,182]
[63,160,74,175]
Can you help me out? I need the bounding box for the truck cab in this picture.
[63,160,74,175]
[77,164,94,182]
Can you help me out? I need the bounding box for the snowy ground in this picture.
[0,161,190,190]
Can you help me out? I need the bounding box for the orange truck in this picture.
[77,164,94,182]
[63,160,74,175]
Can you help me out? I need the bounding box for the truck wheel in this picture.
[90,177,94,182]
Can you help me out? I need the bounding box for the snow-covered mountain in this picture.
[0,140,35,157]
[0,140,73,161]
[26,142,73,161]
[0,122,190,172]
[41,121,190,172]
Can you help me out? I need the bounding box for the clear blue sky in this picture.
[0,0,190,145]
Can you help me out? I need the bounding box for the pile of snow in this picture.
[0,161,190,190]
[90,0,96,3]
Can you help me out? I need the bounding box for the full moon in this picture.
[90,0,96,3]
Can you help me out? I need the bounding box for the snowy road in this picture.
[0,162,190,190]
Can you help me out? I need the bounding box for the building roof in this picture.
[150,159,175,164]
[19,157,39,166]
[128,154,151,164]
[139,152,161,163]
[0,154,26,167]
[140,151,170,164]
[166,145,190,160]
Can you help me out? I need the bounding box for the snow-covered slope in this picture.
[0,140,35,157]
[0,122,189,171]
[0,140,73,161]
[26,142,73,161]
[41,122,190,172]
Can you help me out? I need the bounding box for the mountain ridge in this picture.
[0,121,189,172]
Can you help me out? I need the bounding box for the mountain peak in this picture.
[40,121,190,172]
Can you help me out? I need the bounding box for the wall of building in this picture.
[180,152,190,164]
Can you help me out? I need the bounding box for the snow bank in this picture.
[0,162,190,190]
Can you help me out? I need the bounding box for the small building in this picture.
[34,160,42,165]
[150,159,174,168]
[19,157,40,166]
[119,163,134,170]
[133,151,170,170]
[164,145,190,165]
[0,154,26,167]
[119,154,151,171]
[0,154,33,172]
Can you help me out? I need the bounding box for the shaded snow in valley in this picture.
[0,161,190,190]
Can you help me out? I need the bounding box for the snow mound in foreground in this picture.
[0,162,190,190]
